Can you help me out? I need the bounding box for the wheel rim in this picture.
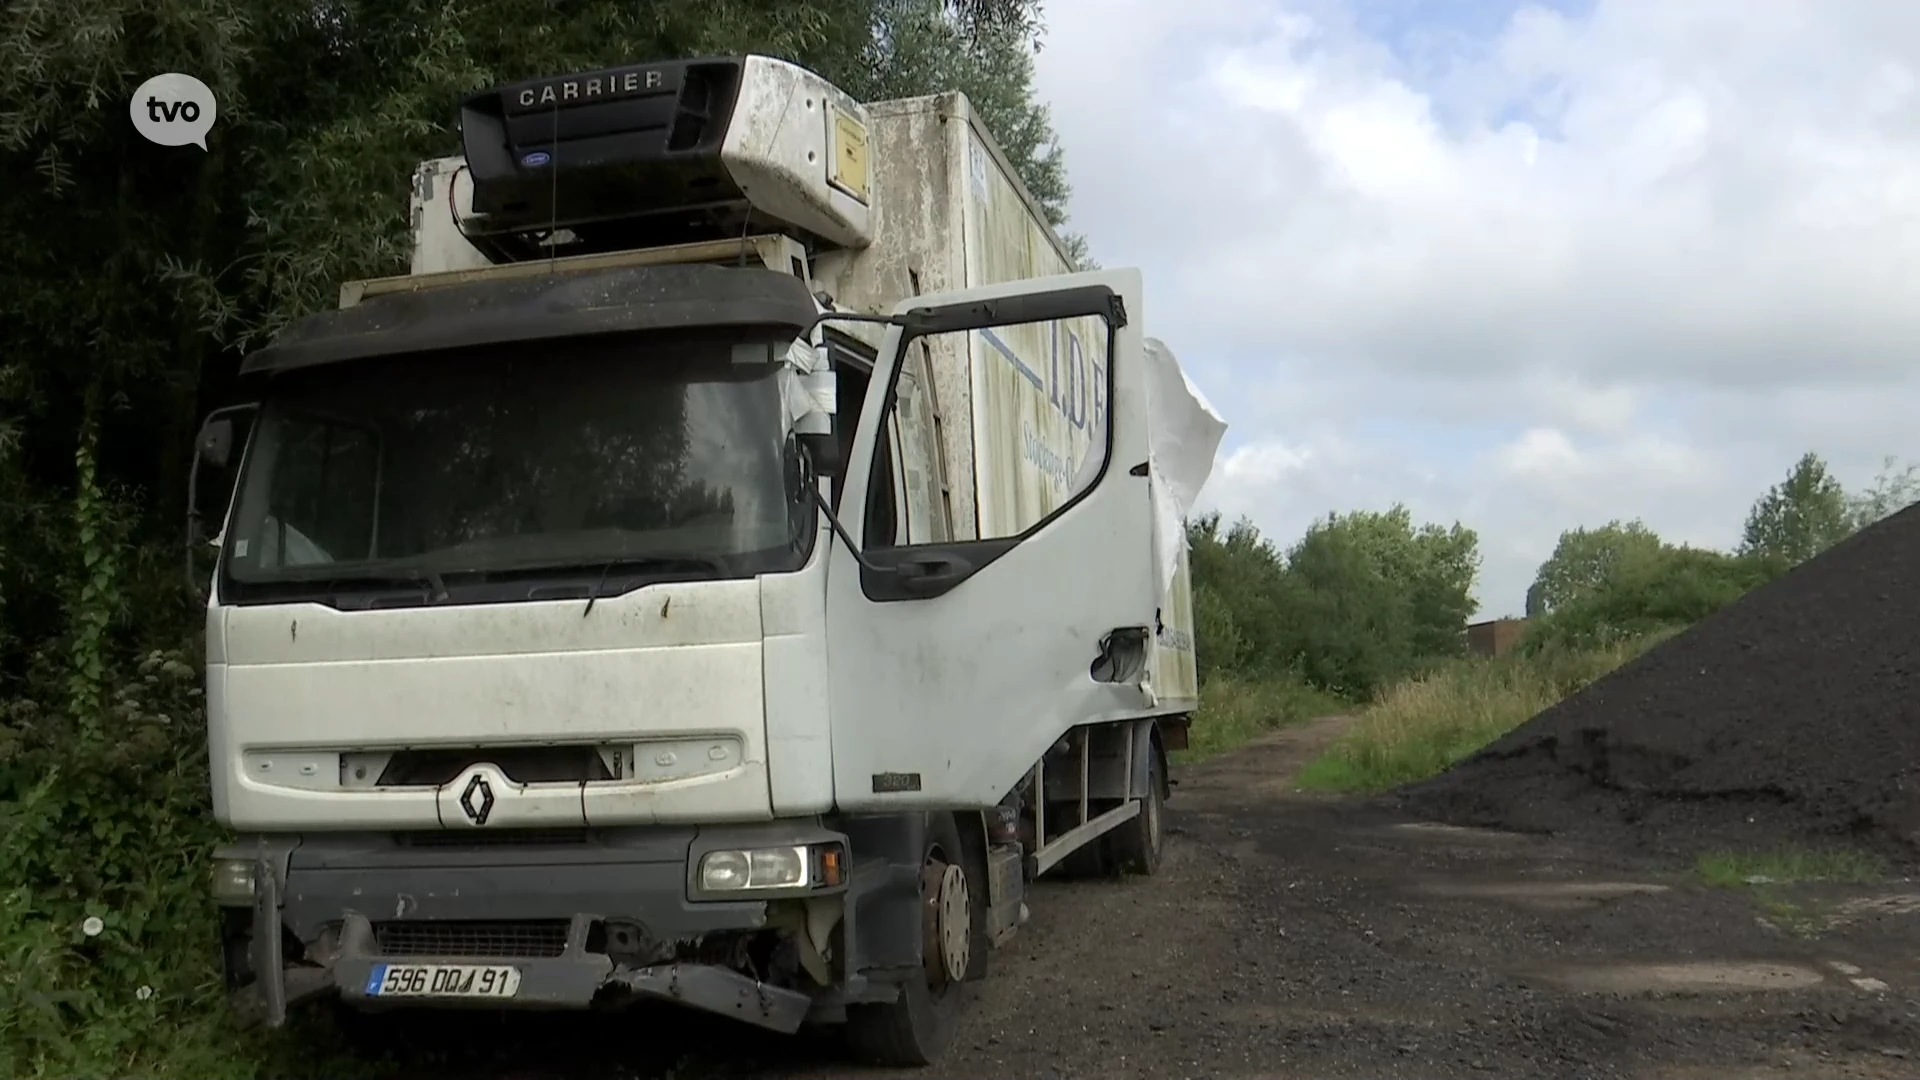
[938,863,970,979]
[920,855,971,986]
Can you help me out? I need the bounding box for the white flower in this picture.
[81,916,104,937]
[136,985,153,1001]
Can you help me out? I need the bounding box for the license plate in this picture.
[365,963,522,999]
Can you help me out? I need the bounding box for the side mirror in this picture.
[783,439,811,499]
[197,417,235,470]
[187,405,257,596]
[797,432,843,479]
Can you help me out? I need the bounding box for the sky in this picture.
[1030,0,1920,619]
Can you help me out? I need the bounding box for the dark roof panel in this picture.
[240,263,816,376]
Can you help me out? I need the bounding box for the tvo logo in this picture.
[130,73,219,150]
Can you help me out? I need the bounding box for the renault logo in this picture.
[458,774,495,826]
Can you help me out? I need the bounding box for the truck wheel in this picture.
[844,812,980,1066]
[1107,744,1167,876]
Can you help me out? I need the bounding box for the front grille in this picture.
[379,747,613,786]
[373,919,571,959]
[394,828,591,848]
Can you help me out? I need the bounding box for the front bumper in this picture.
[224,825,844,1033]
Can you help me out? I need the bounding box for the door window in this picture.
[868,312,1113,548]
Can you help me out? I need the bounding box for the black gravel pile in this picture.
[1400,502,1920,866]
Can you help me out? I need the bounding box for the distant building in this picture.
[1467,617,1529,658]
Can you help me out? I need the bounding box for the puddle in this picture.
[1828,893,1920,927]
[1389,822,1532,844]
[1414,879,1670,910]
[1535,960,1826,995]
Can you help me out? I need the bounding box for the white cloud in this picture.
[1035,0,1920,618]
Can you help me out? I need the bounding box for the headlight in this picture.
[211,858,257,905]
[697,843,844,893]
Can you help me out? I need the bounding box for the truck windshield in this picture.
[219,331,813,605]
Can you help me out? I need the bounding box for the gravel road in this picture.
[388,715,1920,1080]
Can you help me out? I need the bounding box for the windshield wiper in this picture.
[295,567,449,606]
[582,556,725,617]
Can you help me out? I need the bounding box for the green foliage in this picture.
[1739,451,1852,566]
[1518,450,1914,660]
[1525,519,1664,616]
[1186,512,1299,679]
[1284,507,1479,697]
[1695,847,1889,889]
[1522,542,1788,655]
[1295,634,1665,794]
[1186,505,1480,701]
[1179,673,1347,762]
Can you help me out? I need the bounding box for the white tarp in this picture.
[1141,337,1228,603]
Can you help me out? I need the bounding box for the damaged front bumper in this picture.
[220,825,853,1034]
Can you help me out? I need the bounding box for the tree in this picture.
[1186,512,1303,678]
[1739,452,1853,565]
[1526,519,1665,616]
[1280,506,1480,696]
[1845,456,1920,532]
[1522,543,1789,654]
[1315,506,1479,659]
[846,0,1092,266]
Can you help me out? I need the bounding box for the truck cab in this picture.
[192,54,1225,1066]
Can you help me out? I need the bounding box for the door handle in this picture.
[895,554,968,593]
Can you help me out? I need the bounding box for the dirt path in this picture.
[387,717,1920,1079]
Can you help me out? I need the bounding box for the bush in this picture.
[1181,673,1347,761]
[1186,508,1479,700]
[1521,545,1786,655]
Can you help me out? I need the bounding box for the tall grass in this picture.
[1295,634,1670,793]
[1180,674,1348,762]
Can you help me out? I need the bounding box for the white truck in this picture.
[188,54,1226,1066]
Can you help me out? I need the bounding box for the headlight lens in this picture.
[697,844,842,892]
[211,859,257,905]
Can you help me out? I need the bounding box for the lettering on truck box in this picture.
[978,325,1106,495]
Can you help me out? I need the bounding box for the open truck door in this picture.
[825,269,1158,813]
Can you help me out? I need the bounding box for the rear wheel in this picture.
[843,812,982,1066]
[1106,742,1167,876]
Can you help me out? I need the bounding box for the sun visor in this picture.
[240,264,818,377]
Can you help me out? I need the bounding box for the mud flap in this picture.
[252,859,287,1028]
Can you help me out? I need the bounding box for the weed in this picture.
[1695,848,1889,889]
[1294,638,1657,793]
[1177,674,1348,763]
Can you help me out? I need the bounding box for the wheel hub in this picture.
[920,858,971,986]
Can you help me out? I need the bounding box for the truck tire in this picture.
[843,812,982,1066]
[1106,743,1167,876]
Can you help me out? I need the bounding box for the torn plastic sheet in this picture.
[1141,337,1227,605]
[780,339,835,436]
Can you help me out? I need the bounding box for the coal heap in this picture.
[1399,503,1920,866]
